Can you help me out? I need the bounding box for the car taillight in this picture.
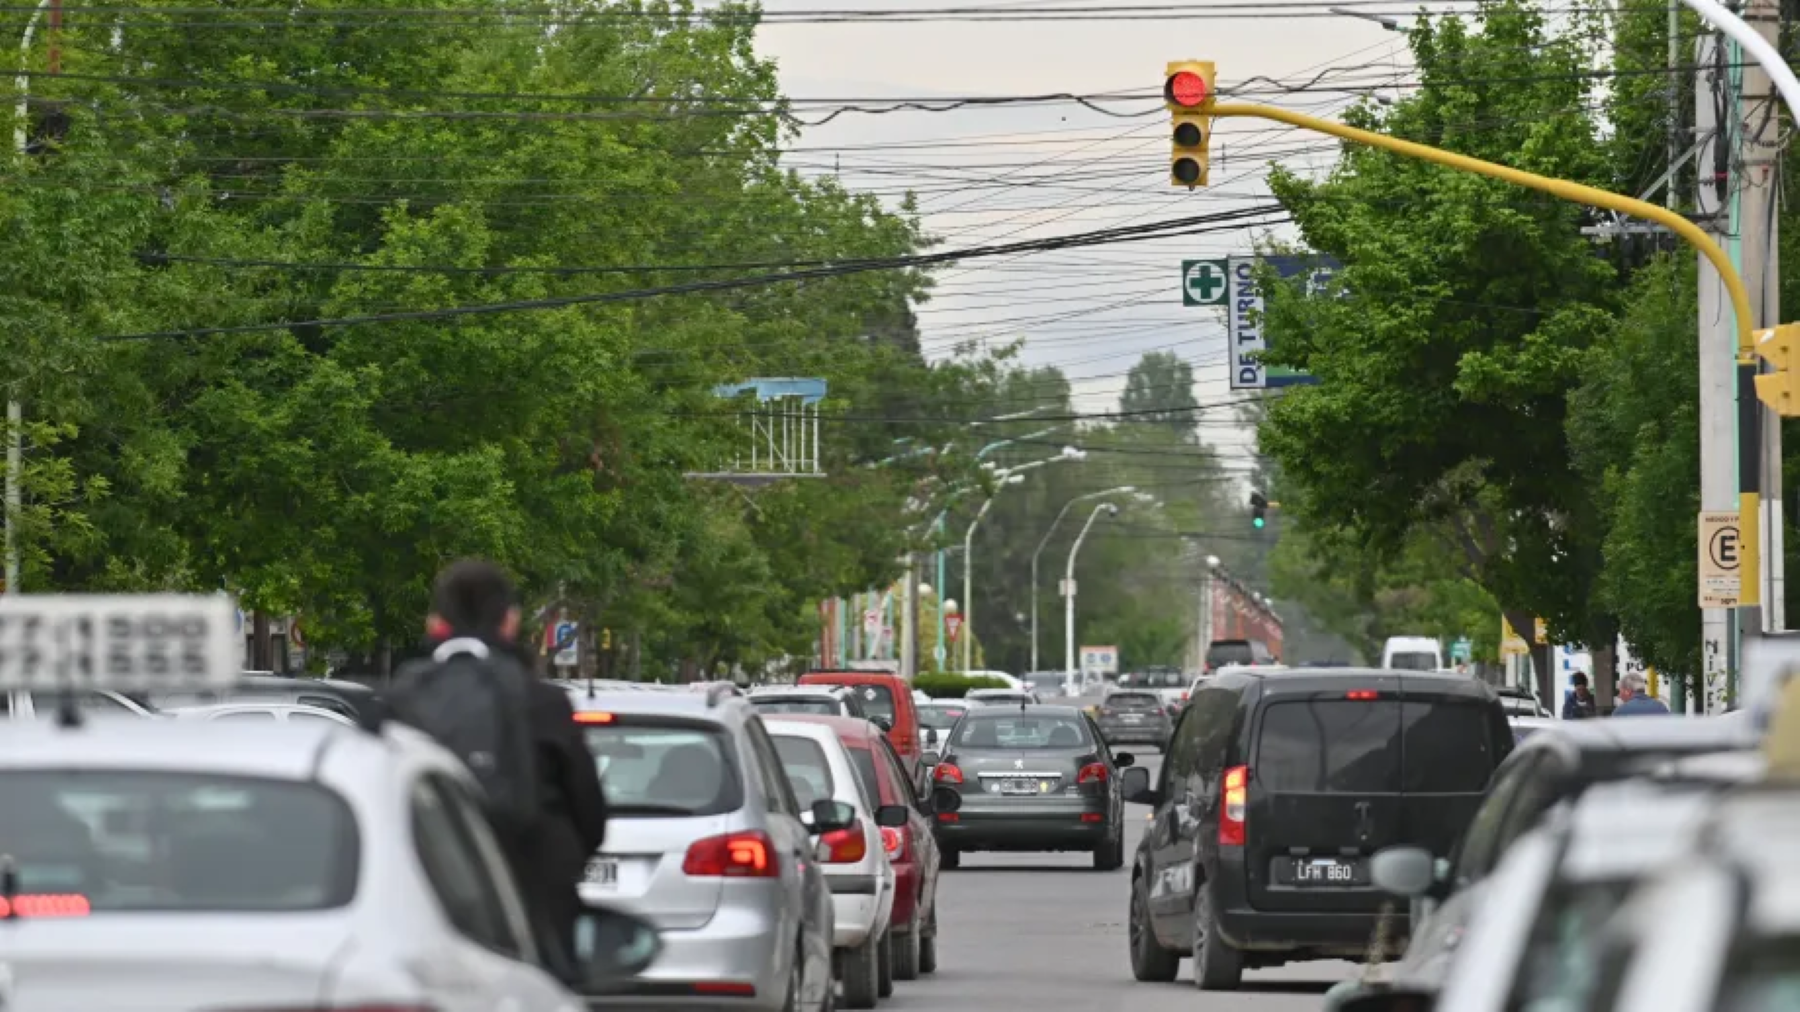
[211,1007,436,1012]
[1180,690,1190,701]
[683,830,777,877]
[1077,762,1108,784]
[1346,690,1378,701]
[934,763,964,784]
[821,824,868,863]
[1219,765,1248,846]
[0,893,89,918]
[881,826,906,860]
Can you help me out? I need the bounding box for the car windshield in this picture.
[770,734,839,809]
[751,697,841,717]
[1718,938,1800,1012]
[1389,651,1438,671]
[1509,879,1632,1012]
[919,706,966,730]
[950,714,1091,750]
[584,719,742,817]
[1105,692,1162,709]
[0,771,357,913]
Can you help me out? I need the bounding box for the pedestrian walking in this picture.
[1611,671,1670,717]
[1562,671,1597,719]
[378,560,608,977]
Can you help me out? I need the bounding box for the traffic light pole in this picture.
[1199,100,1763,642]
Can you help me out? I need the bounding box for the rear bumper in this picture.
[935,795,1110,850]
[584,901,788,1011]
[1208,855,1407,959]
[826,872,891,948]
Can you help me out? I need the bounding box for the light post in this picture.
[1064,502,1120,694]
[5,0,57,596]
[960,446,1086,672]
[1031,485,1136,673]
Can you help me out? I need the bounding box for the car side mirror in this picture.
[1334,985,1437,1012]
[925,727,939,746]
[1370,846,1436,899]
[870,716,893,732]
[808,799,856,835]
[1120,765,1158,805]
[1115,752,1135,769]
[875,804,911,828]
[573,903,663,988]
[921,749,941,768]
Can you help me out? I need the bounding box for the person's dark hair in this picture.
[431,560,520,639]
[1570,671,1589,687]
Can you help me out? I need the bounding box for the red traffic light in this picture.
[1166,71,1209,107]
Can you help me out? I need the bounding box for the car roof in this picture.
[750,685,846,698]
[802,670,902,682]
[758,718,844,743]
[760,712,884,743]
[566,685,744,720]
[1218,666,1498,701]
[919,699,967,708]
[1693,789,1800,933]
[958,703,1085,718]
[0,717,386,778]
[1559,777,1736,880]
[1525,713,1757,755]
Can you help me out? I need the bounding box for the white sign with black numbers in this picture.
[0,595,241,691]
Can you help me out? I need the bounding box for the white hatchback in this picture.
[763,719,905,1010]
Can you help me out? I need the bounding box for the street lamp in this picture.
[1065,502,1121,695]
[1328,6,1401,30]
[1031,485,1136,673]
[960,448,1085,672]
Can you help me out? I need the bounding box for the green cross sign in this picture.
[1183,259,1229,307]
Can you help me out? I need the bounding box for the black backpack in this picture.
[388,638,541,836]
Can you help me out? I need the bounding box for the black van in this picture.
[1122,667,1510,990]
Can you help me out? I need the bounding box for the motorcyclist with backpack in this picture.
[378,560,608,977]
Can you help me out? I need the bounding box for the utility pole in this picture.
[899,553,919,682]
[1695,28,1737,714]
[1739,0,1784,642]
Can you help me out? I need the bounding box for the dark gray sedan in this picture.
[928,704,1131,871]
[1093,690,1172,750]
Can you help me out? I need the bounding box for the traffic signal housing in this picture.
[1166,60,1216,188]
[1250,490,1268,529]
[1755,323,1800,416]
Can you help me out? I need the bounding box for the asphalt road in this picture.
[885,752,1357,1012]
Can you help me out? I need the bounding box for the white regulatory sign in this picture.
[0,594,242,692]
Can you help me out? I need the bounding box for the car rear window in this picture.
[0,771,357,913]
[770,734,841,809]
[1388,651,1438,671]
[1207,643,1255,667]
[1106,692,1161,709]
[1256,699,1499,794]
[584,719,742,817]
[751,698,841,717]
[919,706,966,730]
[847,745,885,805]
[838,684,895,722]
[1257,700,1400,792]
[1120,672,1184,689]
[950,714,1091,750]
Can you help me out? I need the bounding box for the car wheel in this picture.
[840,937,880,1010]
[1192,884,1243,991]
[891,917,922,980]
[1128,873,1181,982]
[1093,830,1125,871]
[941,848,960,870]
[876,930,894,998]
[919,905,939,975]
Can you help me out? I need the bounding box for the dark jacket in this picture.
[1562,689,1597,720]
[1612,693,1671,717]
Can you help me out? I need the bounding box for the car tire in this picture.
[876,929,895,998]
[919,905,939,975]
[941,848,960,870]
[1191,884,1243,991]
[1093,830,1125,871]
[891,918,922,981]
[840,937,880,1010]
[1128,873,1181,983]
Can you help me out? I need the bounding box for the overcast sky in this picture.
[754,4,1419,469]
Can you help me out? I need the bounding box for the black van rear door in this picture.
[1397,696,1505,859]
[1246,687,1405,914]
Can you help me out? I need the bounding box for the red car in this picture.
[774,714,943,980]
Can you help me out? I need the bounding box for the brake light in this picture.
[1345,690,1378,701]
[683,831,777,877]
[821,824,867,863]
[1181,691,1189,700]
[1220,765,1248,846]
[934,763,964,784]
[881,826,906,860]
[0,893,90,918]
[209,1006,438,1012]
[573,711,615,724]
[1077,762,1108,784]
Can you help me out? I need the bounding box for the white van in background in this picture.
[1381,636,1445,671]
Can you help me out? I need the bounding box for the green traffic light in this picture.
[1252,516,1265,529]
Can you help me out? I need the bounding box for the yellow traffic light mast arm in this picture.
[1204,100,1762,611]
[1206,102,1754,360]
